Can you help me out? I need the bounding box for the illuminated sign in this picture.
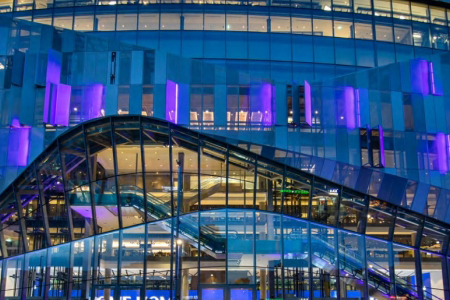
[280,189,309,195]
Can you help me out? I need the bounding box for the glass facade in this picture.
[0,115,447,299]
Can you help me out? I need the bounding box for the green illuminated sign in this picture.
[280,189,309,195]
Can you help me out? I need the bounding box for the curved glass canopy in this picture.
[0,115,448,299]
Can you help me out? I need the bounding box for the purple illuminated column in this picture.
[304,81,312,126]
[43,49,71,126]
[7,119,30,167]
[410,59,430,94]
[260,82,273,126]
[435,133,448,174]
[355,89,361,128]
[165,80,179,124]
[344,87,356,129]
[378,125,385,168]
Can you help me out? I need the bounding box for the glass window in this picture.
[376,19,394,42]
[392,0,411,20]
[283,217,309,298]
[4,256,24,297]
[393,209,422,247]
[365,238,391,296]
[15,168,47,251]
[96,14,116,31]
[0,0,13,11]
[411,2,429,23]
[36,147,71,245]
[205,14,225,31]
[227,14,247,31]
[311,224,338,298]
[93,231,120,299]
[374,0,392,17]
[120,225,145,285]
[160,13,180,30]
[142,119,171,221]
[355,18,373,39]
[333,0,352,13]
[178,213,200,297]
[292,15,312,34]
[54,0,72,7]
[354,0,371,14]
[394,21,413,45]
[228,211,254,285]
[53,9,74,30]
[283,171,311,219]
[392,244,418,297]
[366,198,395,239]
[313,15,333,36]
[199,211,226,284]
[171,128,200,215]
[421,221,447,253]
[114,118,145,227]
[35,0,53,9]
[413,22,430,47]
[14,0,33,10]
[313,0,331,11]
[431,25,448,50]
[430,6,446,25]
[338,190,366,232]
[74,9,94,31]
[334,18,353,38]
[48,243,71,297]
[72,237,94,298]
[229,149,255,209]
[84,121,119,233]
[310,180,339,226]
[184,13,203,30]
[0,189,23,256]
[256,212,282,298]
[338,231,366,298]
[34,11,53,25]
[292,0,310,8]
[421,252,446,300]
[25,250,47,298]
[138,13,159,30]
[117,13,137,31]
[146,221,172,297]
[271,16,291,33]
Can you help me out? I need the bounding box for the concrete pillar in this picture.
[260,269,267,299]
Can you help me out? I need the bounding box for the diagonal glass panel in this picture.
[36,145,71,245]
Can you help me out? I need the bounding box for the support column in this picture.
[260,269,267,300]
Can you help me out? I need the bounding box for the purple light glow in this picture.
[355,89,361,128]
[7,121,30,167]
[410,59,430,95]
[261,83,273,126]
[44,50,71,126]
[435,133,447,174]
[165,80,179,124]
[84,84,104,120]
[55,84,71,126]
[378,125,385,168]
[344,87,356,129]
[304,81,312,126]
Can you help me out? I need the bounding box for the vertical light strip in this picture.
[304,80,312,126]
[175,82,179,124]
[378,125,385,168]
[165,80,179,124]
[436,133,448,174]
[344,86,356,129]
[355,89,361,128]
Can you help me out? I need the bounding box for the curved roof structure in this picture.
[0,115,448,299]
